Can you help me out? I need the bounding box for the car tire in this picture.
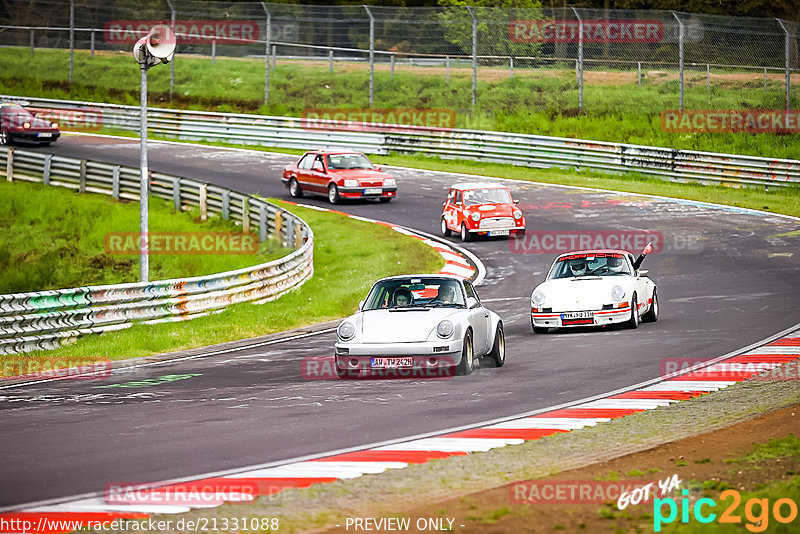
[288,178,303,198]
[488,323,505,367]
[626,294,639,329]
[328,183,340,204]
[460,223,471,242]
[379,197,392,203]
[455,330,474,376]
[441,218,451,237]
[642,289,659,323]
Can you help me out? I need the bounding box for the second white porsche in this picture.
[530,249,658,333]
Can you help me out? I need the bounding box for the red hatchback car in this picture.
[282,150,397,204]
[0,103,60,146]
[441,182,526,241]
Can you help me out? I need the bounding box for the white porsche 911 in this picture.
[530,248,658,333]
[334,275,505,378]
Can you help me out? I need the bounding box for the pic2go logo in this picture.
[653,489,799,532]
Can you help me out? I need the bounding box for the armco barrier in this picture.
[2,95,800,188]
[0,148,314,355]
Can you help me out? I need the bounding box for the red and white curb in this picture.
[283,202,481,282]
[3,328,798,532]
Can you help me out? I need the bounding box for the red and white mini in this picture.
[530,249,658,333]
[440,182,526,241]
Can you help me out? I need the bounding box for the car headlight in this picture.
[338,321,355,340]
[50,122,59,129]
[343,179,358,188]
[513,209,522,219]
[471,212,480,222]
[384,178,396,187]
[436,320,454,338]
[611,285,625,302]
[22,121,30,129]
[531,290,547,307]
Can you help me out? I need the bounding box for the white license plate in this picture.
[371,357,413,368]
[489,230,509,236]
[364,188,382,195]
[38,133,53,138]
[561,312,594,319]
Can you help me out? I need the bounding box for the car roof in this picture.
[449,182,508,191]
[304,149,367,156]
[375,274,465,283]
[555,249,632,258]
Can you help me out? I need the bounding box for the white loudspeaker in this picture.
[133,25,176,67]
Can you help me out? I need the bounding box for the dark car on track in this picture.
[282,150,397,204]
[0,103,60,146]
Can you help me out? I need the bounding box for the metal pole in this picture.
[764,67,768,91]
[706,64,710,91]
[91,30,95,58]
[69,0,74,85]
[509,56,513,79]
[446,56,450,83]
[272,45,276,70]
[261,3,271,105]
[467,6,477,108]
[139,62,149,282]
[329,49,333,74]
[638,62,642,87]
[390,54,395,80]
[364,5,375,107]
[777,19,791,112]
[166,0,175,98]
[30,29,34,55]
[211,40,216,64]
[673,12,684,111]
[572,7,583,112]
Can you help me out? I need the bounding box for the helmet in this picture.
[569,258,587,276]
[607,256,624,273]
[392,287,413,306]
[438,285,456,302]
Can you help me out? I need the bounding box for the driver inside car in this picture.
[606,256,625,273]
[434,285,456,304]
[568,258,588,277]
[392,287,413,307]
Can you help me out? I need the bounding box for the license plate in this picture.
[38,133,53,138]
[489,230,509,236]
[364,188,382,195]
[371,357,413,368]
[561,312,593,319]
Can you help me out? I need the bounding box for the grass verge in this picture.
[10,201,444,362]
[1,47,798,158]
[0,180,286,294]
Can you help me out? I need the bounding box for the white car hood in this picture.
[536,277,633,312]
[359,308,460,343]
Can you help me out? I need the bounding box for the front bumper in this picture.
[9,131,60,144]
[466,225,525,236]
[334,339,463,371]
[337,186,397,199]
[531,306,631,328]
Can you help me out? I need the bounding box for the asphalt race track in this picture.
[2,134,799,509]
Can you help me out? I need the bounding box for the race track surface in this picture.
[2,135,799,508]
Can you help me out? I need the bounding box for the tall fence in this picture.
[0,1,797,116]
[0,146,314,355]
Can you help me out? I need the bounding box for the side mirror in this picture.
[466,296,478,309]
[358,300,365,310]
[374,165,381,171]
[514,199,519,204]
[639,270,649,278]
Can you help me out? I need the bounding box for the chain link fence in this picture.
[0,1,797,125]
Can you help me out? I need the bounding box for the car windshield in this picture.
[462,188,512,206]
[362,277,466,310]
[549,253,632,279]
[326,153,374,170]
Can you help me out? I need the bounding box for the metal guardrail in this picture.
[3,95,798,188]
[0,147,314,355]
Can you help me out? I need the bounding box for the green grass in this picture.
[1,47,798,158]
[10,201,444,362]
[724,434,800,464]
[0,180,286,294]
